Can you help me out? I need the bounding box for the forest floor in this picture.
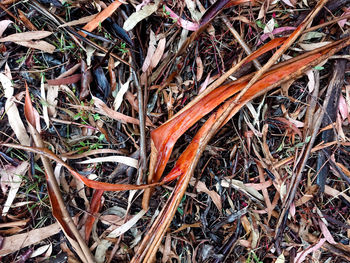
[0,0,350,262]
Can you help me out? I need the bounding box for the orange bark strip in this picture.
[80,1,122,37]
[2,143,161,191]
[150,37,287,184]
[162,53,323,183]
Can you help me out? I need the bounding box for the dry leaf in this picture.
[150,37,166,69]
[338,94,349,121]
[0,73,31,146]
[306,69,315,92]
[196,56,204,81]
[0,161,29,216]
[299,41,332,51]
[190,179,222,212]
[77,156,138,168]
[0,31,52,42]
[14,40,55,53]
[123,0,160,31]
[276,253,285,263]
[30,244,51,258]
[282,0,295,7]
[58,14,97,28]
[93,96,143,125]
[164,5,199,31]
[113,78,131,111]
[5,97,31,145]
[319,219,336,244]
[81,1,123,36]
[0,223,61,256]
[47,85,58,117]
[142,30,157,72]
[95,210,146,263]
[41,76,49,128]
[295,238,326,263]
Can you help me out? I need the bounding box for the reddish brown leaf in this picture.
[85,189,104,241]
[80,60,92,100]
[24,81,36,128]
[47,74,81,86]
[45,172,75,239]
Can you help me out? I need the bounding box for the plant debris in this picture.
[0,0,350,262]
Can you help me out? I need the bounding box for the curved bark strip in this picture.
[1,143,161,191]
[149,37,288,184]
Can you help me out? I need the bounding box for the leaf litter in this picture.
[0,0,350,262]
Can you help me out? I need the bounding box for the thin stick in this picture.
[221,15,261,69]
[132,69,147,184]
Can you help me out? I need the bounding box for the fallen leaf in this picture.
[295,238,326,263]
[281,0,295,7]
[306,69,315,92]
[77,156,138,168]
[190,179,222,212]
[338,94,349,121]
[123,0,160,31]
[164,5,199,31]
[85,189,104,241]
[0,74,30,146]
[1,161,29,216]
[276,253,285,263]
[30,244,51,258]
[58,14,97,28]
[0,223,61,256]
[40,76,49,128]
[299,41,332,51]
[47,74,81,86]
[95,210,146,263]
[150,37,166,69]
[14,40,55,53]
[113,77,131,111]
[47,85,58,117]
[196,56,204,81]
[319,219,336,244]
[0,31,52,42]
[142,30,157,72]
[93,96,144,126]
